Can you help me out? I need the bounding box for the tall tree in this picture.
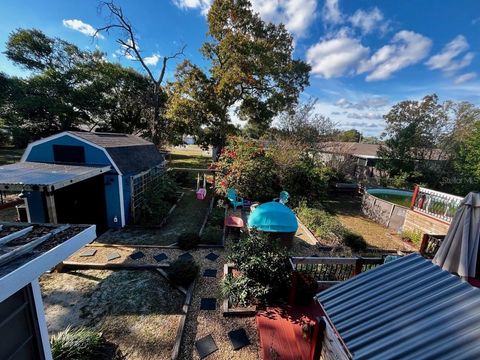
[166,0,310,157]
[338,129,361,142]
[96,0,185,145]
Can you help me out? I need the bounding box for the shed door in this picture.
[0,285,45,360]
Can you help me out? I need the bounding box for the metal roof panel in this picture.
[316,253,480,360]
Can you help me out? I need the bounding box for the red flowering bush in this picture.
[215,137,279,202]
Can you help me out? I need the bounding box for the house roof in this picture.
[316,253,480,360]
[0,222,96,302]
[317,141,449,161]
[0,162,111,192]
[68,131,152,148]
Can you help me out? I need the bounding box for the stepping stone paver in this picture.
[228,328,251,350]
[130,251,145,260]
[106,252,121,261]
[79,249,97,257]
[200,298,216,310]
[205,252,219,261]
[179,252,193,261]
[203,269,217,278]
[153,253,168,262]
[195,335,218,359]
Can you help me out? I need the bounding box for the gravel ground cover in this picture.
[40,269,184,360]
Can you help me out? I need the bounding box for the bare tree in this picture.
[95,0,185,145]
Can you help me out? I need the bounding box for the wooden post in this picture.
[45,191,58,224]
[288,271,299,306]
[419,233,430,256]
[354,257,364,275]
[310,316,326,360]
[410,184,419,210]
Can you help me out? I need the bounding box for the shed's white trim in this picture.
[21,132,122,175]
[0,224,96,303]
[118,175,126,227]
[31,279,53,360]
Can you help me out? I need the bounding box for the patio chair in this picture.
[227,188,245,210]
[274,191,290,205]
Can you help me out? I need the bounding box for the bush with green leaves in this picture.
[201,225,223,245]
[208,207,225,228]
[167,258,199,287]
[402,229,422,246]
[223,230,291,306]
[177,231,200,250]
[50,326,121,360]
[169,170,194,187]
[139,175,178,225]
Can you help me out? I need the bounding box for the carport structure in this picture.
[0,161,110,226]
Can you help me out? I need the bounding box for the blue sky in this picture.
[0,0,479,136]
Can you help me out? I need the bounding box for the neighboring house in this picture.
[0,131,166,231]
[0,222,96,360]
[315,142,448,181]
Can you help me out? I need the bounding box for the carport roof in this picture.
[0,161,111,192]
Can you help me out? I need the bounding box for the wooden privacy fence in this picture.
[289,256,384,288]
[411,185,463,224]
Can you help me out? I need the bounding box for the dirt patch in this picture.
[40,269,184,360]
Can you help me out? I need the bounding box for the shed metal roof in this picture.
[316,253,480,360]
[68,131,152,147]
[0,162,111,192]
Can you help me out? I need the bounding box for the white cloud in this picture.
[172,0,317,37]
[358,30,432,81]
[454,72,477,84]
[336,96,389,110]
[349,7,387,35]
[426,35,474,74]
[62,19,104,39]
[307,36,369,78]
[144,53,161,66]
[322,0,343,25]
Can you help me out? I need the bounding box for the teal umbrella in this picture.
[248,201,298,233]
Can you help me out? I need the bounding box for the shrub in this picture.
[50,326,121,360]
[343,231,367,252]
[170,170,193,187]
[402,229,422,246]
[215,137,280,202]
[177,231,200,250]
[167,259,199,287]
[223,230,291,306]
[201,225,223,245]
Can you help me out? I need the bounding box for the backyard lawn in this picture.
[323,196,416,252]
[167,145,212,169]
[0,147,23,165]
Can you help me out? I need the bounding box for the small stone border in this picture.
[172,279,196,360]
[222,263,257,317]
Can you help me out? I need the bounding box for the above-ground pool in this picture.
[366,188,413,207]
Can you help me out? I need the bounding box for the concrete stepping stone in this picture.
[200,298,216,310]
[106,252,121,261]
[178,252,193,261]
[228,328,251,350]
[153,253,168,262]
[195,335,218,359]
[203,269,217,278]
[79,249,97,257]
[205,252,219,261]
[130,251,145,260]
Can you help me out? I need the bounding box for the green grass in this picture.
[0,147,23,165]
[167,145,212,169]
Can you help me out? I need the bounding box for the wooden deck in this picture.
[256,304,325,360]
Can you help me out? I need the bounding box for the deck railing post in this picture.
[310,317,326,360]
[288,270,299,306]
[410,184,419,210]
[419,233,430,256]
[354,257,364,275]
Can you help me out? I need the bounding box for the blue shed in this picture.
[0,131,165,231]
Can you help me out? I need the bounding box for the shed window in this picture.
[53,145,85,164]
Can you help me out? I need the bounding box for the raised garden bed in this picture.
[222,263,257,317]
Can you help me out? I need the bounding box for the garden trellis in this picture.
[130,165,165,224]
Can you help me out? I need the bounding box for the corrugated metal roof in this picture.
[316,253,480,360]
[0,162,111,191]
